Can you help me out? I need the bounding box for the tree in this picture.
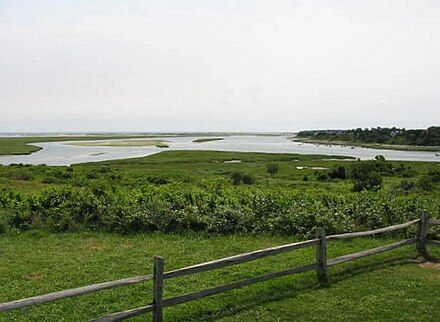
[266,163,279,177]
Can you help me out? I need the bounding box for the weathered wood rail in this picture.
[0,210,438,321]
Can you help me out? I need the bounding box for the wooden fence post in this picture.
[153,256,164,322]
[316,227,328,285]
[416,210,429,259]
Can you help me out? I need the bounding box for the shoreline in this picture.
[292,138,440,153]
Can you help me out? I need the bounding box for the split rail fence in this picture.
[0,210,439,321]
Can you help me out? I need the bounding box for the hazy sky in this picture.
[1,0,439,132]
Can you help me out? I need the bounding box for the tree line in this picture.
[297,126,440,146]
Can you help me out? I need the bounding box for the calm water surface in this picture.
[0,136,439,165]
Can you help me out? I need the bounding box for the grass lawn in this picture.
[0,231,439,321]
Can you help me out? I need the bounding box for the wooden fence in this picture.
[0,210,439,321]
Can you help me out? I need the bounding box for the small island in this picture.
[67,139,169,147]
[193,137,224,143]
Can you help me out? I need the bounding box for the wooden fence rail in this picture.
[0,274,153,312]
[1,210,439,322]
[163,238,319,279]
[326,219,420,240]
[327,239,416,266]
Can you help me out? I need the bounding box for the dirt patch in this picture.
[23,272,46,281]
[83,242,105,252]
[419,261,440,270]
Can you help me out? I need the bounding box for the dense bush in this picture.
[428,168,440,182]
[230,172,255,185]
[8,171,34,181]
[0,183,438,238]
[395,163,417,178]
[315,171,328,181]
[146,176,170,185]
[42,169,73,184]
[396,180,415,192]
[328,166,346,179]
[349,161,383,192]
[0,209,8,233]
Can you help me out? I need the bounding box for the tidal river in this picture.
[0,135,439,166]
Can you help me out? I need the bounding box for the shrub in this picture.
[315,171,328,181]
[97,167,111,174]
[373,155,394,176]
[42,169,73,184]
[418,176,434,191]
[428,168,440,182]
[9,171,34,181]
[146,176,170,185]
[0,180,438,238]
[230,171,243,185]
[86,172,99,179]
[230,172,255,185]
[266,163,279,177]
[396,180,415,192]
[349,161,383,191]
[328,166,346,179]
[241,174,255,185]
[395,163,417,178]
[0,210,8,234]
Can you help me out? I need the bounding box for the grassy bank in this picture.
[292,138,440,152]
[0,231,439,321]
[0,135,162,155]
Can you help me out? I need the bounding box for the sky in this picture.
[0,0,439,132]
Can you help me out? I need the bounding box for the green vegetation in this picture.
[193,137,224,143]
[0,231,439,321]
[0,151,438,236]
[297,126,440,151]
[230,171,255,185]
[266,163,279,177]
[349,158,383,192]
[0,150,439,320]
[0,135,161,155]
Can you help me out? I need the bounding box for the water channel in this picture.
[0,135,438,166]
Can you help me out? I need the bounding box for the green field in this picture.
[1,231,439,321]
[0,150,439,321]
